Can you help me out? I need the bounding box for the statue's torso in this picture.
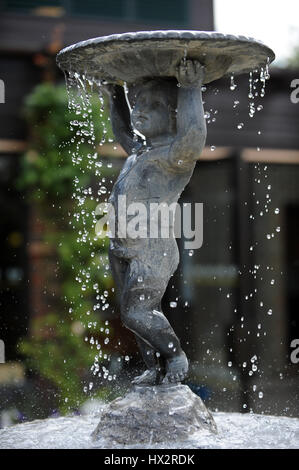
[108,145,196,257]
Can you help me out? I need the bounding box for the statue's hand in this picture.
[176,59,205,88]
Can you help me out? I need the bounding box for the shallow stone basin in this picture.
[56,30,275,84]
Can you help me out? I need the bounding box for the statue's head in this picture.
[128,78,177,139]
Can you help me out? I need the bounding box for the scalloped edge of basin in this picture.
[56,30,275,85]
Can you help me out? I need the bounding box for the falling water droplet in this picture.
[230,74,237,91]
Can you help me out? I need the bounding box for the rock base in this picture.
[92,384,217,446]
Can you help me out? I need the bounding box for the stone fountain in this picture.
[2,31,298,449]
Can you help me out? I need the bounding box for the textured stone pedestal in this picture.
[92,384,217,446]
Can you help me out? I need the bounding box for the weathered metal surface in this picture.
[56,30,275,84]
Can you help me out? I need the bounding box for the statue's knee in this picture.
[120,287,162,330]
[120,305,137,330]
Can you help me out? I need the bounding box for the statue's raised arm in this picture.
[169,60,207,166]
[103,84,143,155]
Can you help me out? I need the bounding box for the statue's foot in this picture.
[162,351,188,384]
[132,368,160,385]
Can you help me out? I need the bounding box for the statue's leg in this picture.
[121,285,188,384]
[134,298,163,373]
[120,238,188,384]
[108,246,158,383]
[132,336,163,385]
[135,336,158,369]
[126,239,188,383]
[132,300,164,385]
[134,298,163,369]
[108,246,128,301]
[110,239,188,383]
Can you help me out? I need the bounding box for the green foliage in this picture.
[17,82,115,414]
[18,82,113,200]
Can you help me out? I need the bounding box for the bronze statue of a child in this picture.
[104,60,206,385]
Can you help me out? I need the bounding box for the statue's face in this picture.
[131,84,174,139]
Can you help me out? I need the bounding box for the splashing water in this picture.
[0,411,298,449]
[230,74,237,91]
[63,71,124,404]
[229,64,270,128]
[221,62,277,403]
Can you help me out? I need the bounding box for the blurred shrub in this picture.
[17,82,115,414]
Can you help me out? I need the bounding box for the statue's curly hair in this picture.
[127,77,178,111]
